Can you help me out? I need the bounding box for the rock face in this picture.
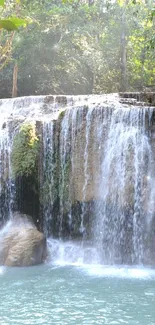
[0,213,46,267]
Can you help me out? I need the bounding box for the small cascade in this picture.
[47,238,99,265]
[70,107,82,230]
[58,107,85,239]
[81,107,95,236]
[59,109,72,237]
[42,121,55,237]
[0,120,15,225]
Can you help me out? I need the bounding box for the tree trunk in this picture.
[120,5,128,92]
[12,63,18,98]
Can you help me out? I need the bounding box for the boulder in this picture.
[0,213,46,266]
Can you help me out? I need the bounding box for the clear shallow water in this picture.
[0,264,155,325]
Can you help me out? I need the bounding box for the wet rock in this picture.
[119,92,155,106]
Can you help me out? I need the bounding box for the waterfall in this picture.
[0,94,155,266]
[94,106,154,265]
[42,100,155,265]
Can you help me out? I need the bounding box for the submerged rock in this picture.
[0,213,46,267]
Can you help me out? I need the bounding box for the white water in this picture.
[59,109,72,236]
[58,106,87,238]
[47,237,99,265]
[81,107,95,234]
[81,264,155,279]
[0,94,117,121]
[42,121,55,237]
[46,237,155,281]
[94,107,154,264]
[0,120,15,223]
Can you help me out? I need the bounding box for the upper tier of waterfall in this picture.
[1,92,154,121]
[0,94,123,121]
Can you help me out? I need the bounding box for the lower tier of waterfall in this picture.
[0,94,155,265]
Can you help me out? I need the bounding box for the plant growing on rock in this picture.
[11,122,40,178]
[58,108,67,120]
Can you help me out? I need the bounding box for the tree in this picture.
[0,0,27,71]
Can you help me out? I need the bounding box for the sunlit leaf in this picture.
[0,0,4,6]
[0,20,17,31]
[8,17,27,28]
[0,18,27,31]
[117,0,125,7]
[62,0,75,3]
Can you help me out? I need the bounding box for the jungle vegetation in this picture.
[0,0,155,97]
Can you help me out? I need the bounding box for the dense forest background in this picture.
[0,0,155,98]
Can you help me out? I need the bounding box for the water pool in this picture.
[0,264,155,325]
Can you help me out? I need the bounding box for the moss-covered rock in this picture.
[11,122,40,178]
[59,108,67,118]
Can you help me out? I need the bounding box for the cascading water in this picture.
[58,106,87,239]
[59,109,72,238]
[0,120,15,225]
[47,102,155,266]
[42,121,55,237]
[94,106,154,265]
[81,107,95,236]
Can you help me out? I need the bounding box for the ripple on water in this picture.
[0,264,155,325]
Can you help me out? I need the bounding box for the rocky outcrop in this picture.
[0,213,46,266]
[119,91,155,106]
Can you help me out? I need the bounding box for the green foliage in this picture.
[0,0,155,97]
[0,18,27,31]
[0,0,28,72]
[0,0,20,6]
[11,123,40,177]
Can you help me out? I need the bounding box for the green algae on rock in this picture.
[11,122,40,178]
